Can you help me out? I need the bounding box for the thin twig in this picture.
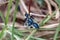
[25,29,37,40]
[20,0,29,13]
[44,0,52,15]
[41,23,59,28]
[49,0,59,19]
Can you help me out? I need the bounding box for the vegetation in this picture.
[0,0,60,40]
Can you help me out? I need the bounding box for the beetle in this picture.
[32,22,39,28]
[17,5,21,11]
[25,13,29,18]
[24,13,39,28]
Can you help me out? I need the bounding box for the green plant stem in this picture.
[11,0,19,40]
[5,0,12,25]
[53,22,60,40]
[39,11,56,26]
[39,28,56,31]
[31,36,46,40]
[0,25,6,39]
[0,0,12,39]
[0,12,5,23]
[25,29,37,40]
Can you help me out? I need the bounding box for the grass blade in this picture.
[0,0,12,39]
[5,0,12,25]
[11,0,19,40]
[53,22,60,40]
[0,11,5,23]
[39,11,56,26]
[31,37,46,40]
[25,29,37,40]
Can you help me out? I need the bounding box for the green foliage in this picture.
[39,11,56,26]
[0,12,5,23]
[5,0,12,25]
[11,0,19,40]
[0,0,12,38]
[0,0,60,40]
[53,22,60,40]
[55,0,60,9]
[35,0,44,6]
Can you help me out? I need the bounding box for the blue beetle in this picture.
[24,18,33,26]
[32,22,39,28]
[25,13,29,18]
[24,13,29,22]
[24,12,39,28]
[17,5,20,11]
[27,18,33,23]
[27,18,33,26]
[28,21,32,26]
